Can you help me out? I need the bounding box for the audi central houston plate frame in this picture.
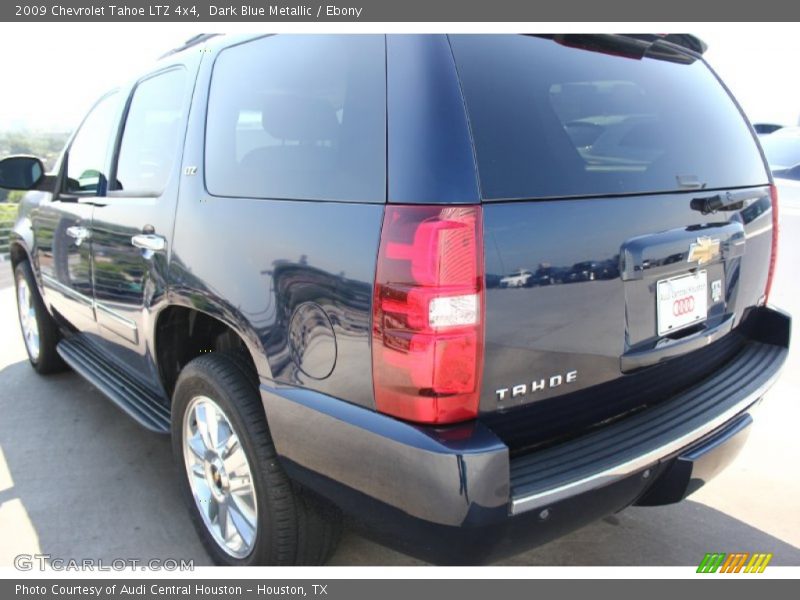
[656,270,709,336]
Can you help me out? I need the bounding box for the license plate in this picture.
[656,271,708,336]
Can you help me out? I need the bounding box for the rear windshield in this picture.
[449,35,769,201]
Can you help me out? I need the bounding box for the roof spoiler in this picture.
[539,34,704,65]
[622,34,708,55]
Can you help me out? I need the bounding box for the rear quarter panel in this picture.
[168,37,383,409]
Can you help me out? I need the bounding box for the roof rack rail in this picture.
[160,33,220,59]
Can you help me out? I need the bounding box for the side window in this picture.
[205,35,386,202]
[114,68,187,195]
[65,92,121,194]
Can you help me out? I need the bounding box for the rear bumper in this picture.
[260,306,790,563]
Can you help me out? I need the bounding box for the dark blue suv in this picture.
[0,34,790,565]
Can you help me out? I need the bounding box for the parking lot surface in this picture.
[1,191,799,567]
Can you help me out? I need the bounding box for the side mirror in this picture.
[0,155,45,190]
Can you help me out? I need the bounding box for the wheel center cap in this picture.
[205,456,229,500]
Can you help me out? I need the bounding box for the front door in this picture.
[34,91,122,333]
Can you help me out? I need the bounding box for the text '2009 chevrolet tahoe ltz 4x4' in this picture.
[0,34,791,565]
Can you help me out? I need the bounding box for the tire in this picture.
[171,352,341,565]
[14,260,66,374]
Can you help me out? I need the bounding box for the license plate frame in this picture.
[656,270,708,336]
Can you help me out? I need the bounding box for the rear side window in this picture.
[114,68,188,195]
[449,35,769,200]
[205,35,386,202]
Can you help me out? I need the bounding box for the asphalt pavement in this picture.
[1,188,799,567]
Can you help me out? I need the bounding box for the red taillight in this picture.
[764,184,779,304]
[372,205,484,424]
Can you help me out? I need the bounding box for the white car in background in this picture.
[761,126,800,181]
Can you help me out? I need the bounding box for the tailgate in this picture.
[448,35,774,448]
[482,190,772,422]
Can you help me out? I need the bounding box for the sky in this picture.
[0,24,199,131]
[0,23,798,132]
[700,28,800,127]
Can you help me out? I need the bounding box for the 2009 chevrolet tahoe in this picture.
[0,34,790,565]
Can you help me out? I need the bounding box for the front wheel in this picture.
[14,261,66,374]
[171,352,341,565]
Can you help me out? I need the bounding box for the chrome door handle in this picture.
[131,233,166,259]
[65,226,91,246]
[131,234,166,251]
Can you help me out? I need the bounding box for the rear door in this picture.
[89,54,200,395]
[448,35,774,449]
[34,91,122,333]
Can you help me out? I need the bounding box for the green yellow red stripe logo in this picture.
[697,552,772,573]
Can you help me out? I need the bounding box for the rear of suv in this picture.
[1,34,790,565]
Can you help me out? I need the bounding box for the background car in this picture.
[760,126,800,180]
[753,122,786,135]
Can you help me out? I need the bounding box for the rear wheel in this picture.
[171,352,341,565]
[14,261,66,374]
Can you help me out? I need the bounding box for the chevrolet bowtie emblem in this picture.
[688,236,721,266]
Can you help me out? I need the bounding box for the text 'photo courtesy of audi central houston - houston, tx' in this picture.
[0,33,790,565]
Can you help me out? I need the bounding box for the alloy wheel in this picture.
[182,395,259,558]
